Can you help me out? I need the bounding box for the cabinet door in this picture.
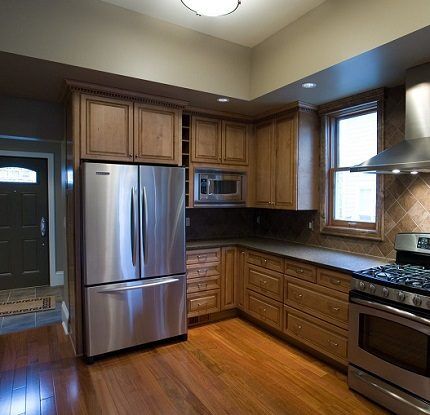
[254,121,274,208]
[80,94,133,162]
[274,114,297,209]
[222,121,248,165]
[134,103,181,165]
[192,117,221,164]
[236,249,246,310]
[221,247,236,310]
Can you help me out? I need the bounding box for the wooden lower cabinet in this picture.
[245,264,283,302]
[285,276,349,330]
[245,290,283,331]
[284,306,348,365]
[236,249,246,310]
[187,290,220,317]
[221,247,236,310]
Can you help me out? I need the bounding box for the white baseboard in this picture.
[51,271,64,286]
[61,301,69,335]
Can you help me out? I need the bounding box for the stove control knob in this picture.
[397,291,406,302]
[413,295,422,306]
[359,281,366,291]
[369,284,376,294]
[382,287,389,297]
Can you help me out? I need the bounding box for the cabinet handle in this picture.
[330,306,340,313]
[197,269,208,275]
[330,278,342,286]
[129,153,133,158]
[198,283,207,289]
[197,255,207,261]
[264,258,268,264]
[295,324,302,333]
[295,293,303,300]
[328,340,339,348]
[296,268,304,274]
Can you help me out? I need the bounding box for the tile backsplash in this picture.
[187,86,430,260]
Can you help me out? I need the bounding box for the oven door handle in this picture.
[351,297,430,325]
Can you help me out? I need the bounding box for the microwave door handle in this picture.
[207,178,214,195]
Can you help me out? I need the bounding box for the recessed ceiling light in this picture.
[411,171,419,175]
[217,97,230,103]
[181,0,241,17]
[392,169,401,174]
[302,82,317,89]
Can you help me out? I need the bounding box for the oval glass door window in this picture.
[0,167,37,183]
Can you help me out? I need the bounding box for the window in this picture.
[320,91,384,240]
[0,167,37,183]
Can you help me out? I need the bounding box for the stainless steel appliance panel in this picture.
[83,163,139,286]
[85,275,187,357]
[349,297,430,401]
[194,169,246,207]
[348,366,430,415]
[139,165,185,278]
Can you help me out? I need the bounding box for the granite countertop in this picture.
[186,237,390,273]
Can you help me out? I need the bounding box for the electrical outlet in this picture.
[308,221,314,231]
[256,215,261,225]
[185,217,190,227]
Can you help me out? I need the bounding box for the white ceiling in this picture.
[100,0,326,47]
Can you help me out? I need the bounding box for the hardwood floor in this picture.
[0,318,389,415]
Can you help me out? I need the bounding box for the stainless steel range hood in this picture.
[351,63,430,173]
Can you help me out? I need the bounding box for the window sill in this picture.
[320,225,383,241]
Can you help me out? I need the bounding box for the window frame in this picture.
[320,91,384,240]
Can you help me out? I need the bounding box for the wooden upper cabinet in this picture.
[274,114,297,209]
[254,121,274,208]
[253,105,319,211]
[134,103,181,165]
[80,94,133,162]
[222,121,248,165]
[192,116,222,164]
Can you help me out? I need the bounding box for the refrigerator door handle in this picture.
[130,187,137,266]
[100,277,179,293]
[142,186,148,265]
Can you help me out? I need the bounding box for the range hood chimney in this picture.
[351,63,430,173]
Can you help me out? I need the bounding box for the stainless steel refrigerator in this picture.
[82,162,186,358]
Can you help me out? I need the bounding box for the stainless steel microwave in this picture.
[194,169,246,207]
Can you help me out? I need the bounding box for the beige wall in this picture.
[251,0,430,98]
[0,0,251,100]
[1,0,430,101]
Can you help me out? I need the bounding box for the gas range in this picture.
[352,234,430,312]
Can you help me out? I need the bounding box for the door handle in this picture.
[142,186,148,265]
[100,277,179,293]
[130,187,137,266]
[40,217,47,237]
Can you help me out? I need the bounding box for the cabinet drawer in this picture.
[187,263,221,280]
[247,250,284,273]
[245,290,282,331]
[187,290,220,317]
[286,311,347,361]
[285,260,317,283]
[187,276,220,294]
[245,264,283,301]
[186,248,220,265]
[285,277,348,329]
[317,268,351,293]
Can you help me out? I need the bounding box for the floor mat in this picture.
[0,295,56,317]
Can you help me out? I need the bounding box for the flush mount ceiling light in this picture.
[217,97,230,103]
[181,0,241,17]
[302,82,317,89]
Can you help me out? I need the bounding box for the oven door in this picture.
[349,295,430,400]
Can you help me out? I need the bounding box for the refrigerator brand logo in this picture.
[96,172,110,176]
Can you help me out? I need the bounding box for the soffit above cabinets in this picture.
[99,0,326,47]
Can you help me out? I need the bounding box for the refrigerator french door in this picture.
[82,163,186,357]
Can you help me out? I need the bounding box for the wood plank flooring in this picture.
[0,318,389,414]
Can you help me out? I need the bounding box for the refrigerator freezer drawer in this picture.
[85,275,187,357]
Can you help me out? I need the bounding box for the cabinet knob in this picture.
[328,340,339,348]
[330,278,341,285]
[129,153,133,158]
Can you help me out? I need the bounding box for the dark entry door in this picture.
[0,156,49,289]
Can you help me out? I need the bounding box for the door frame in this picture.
[0,150,62,286]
